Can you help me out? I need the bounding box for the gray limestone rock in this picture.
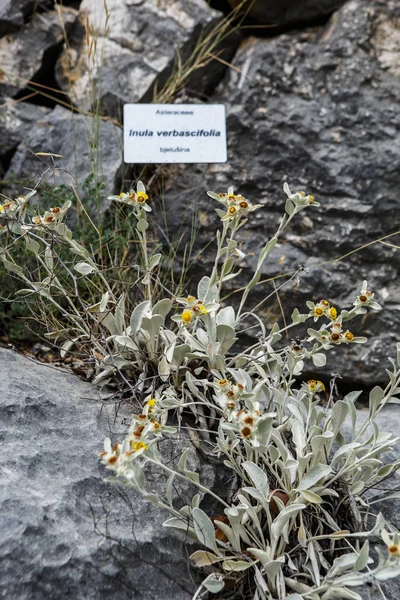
[0,99,51,178]
[0,0,54,37]
[362,581,400,600]
[4,105,123,204]
[0,7,78,98]
[343,405,400,527]
[342,405,400,599]
[0,347,206,599]
[55,0,222,118]
[155,0,400,386]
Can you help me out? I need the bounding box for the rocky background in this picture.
[1,0,400,597]
[1,0,400,387]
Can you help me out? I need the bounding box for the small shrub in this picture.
[1,181,400,599]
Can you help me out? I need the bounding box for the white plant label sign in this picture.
[124,104,227,164]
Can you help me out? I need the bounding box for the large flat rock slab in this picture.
[0,348,195,599]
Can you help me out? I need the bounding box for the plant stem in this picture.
[145,457,230,509]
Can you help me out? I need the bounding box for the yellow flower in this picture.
[344,331,354,342]
[136,191,149,203]
[313,306,324,318]
[147,398,156,407]
[193,303,207,314]
[0,205,3,212]
[320,299,330,308]
[328,306,337,320]
[307,380,325,392]
[308,195,315,203]
[218,379,229,387]
[181,309,193,324]
[186,295,196,303]
[119,192,125,198]
[132,441,147,452]
[228,206,237,215]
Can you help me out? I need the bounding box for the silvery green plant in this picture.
[2,182,400,599]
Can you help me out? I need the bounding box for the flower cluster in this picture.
[99,438,147,475]
[31,206,66,226]
[214,377,246,413]
[128,397,164,442]
[305,379,326,393]
[213,378,272,446]
[0,190,37,220]
[307,282,380,349]
[108,181,150,212]
[99,396,165,473]
[236,408,262,440]
[283,182,319,215]
[207,186,263,221]
[321,324,357,345]
[172,295,219,326]
[309,320,366,348]
[307,299,337,322]
[0,200,18,218]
